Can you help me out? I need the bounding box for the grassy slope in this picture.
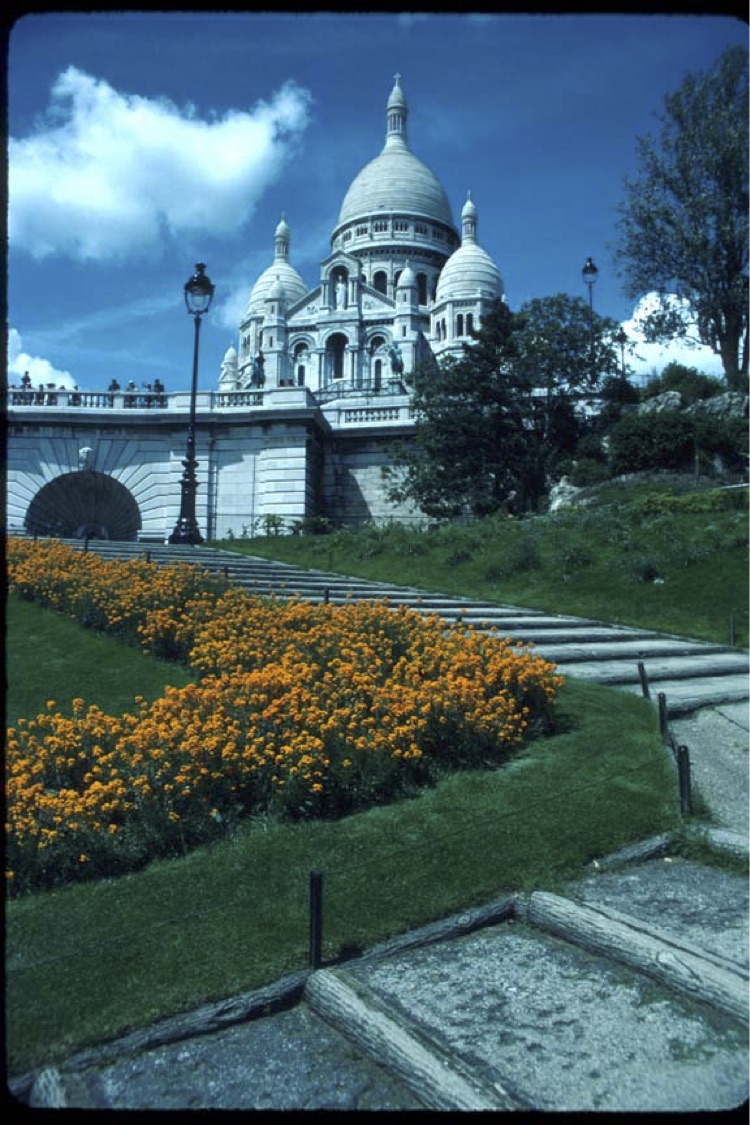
[216,481,748,647]
[6,596,195,725]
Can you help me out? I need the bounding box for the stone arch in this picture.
[324,332,349,383]
[373,270,388,295]
[25,471,142,541]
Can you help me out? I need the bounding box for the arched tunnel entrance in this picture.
[25,471,142,541]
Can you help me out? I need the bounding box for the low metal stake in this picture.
[324,588,330,605]
[657,692,669,746]
[677,745,692,817]
[309,869,324,969]
[146,550,151,563]
[637,661,650,700]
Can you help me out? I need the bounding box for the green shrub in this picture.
[608,412,699,474]
[569,458,611,487]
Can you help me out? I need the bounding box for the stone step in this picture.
[305,859,748,1112]
[23,857,749,1112]
[548,652,749,684]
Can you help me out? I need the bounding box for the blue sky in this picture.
[7,10,747,392]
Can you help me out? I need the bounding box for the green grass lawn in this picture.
[6,595,196,725]
[4,592,683,1075]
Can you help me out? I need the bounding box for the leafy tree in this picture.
[615,46,749,389]
[642,361,727,404]
[384,297,618,518]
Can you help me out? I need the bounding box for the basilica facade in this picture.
[7,76,507,541]
[219,74,505,401]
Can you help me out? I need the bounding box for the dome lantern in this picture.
[385,73,408,149]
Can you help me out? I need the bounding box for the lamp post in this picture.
[615,326,627,378]
[169,263,215,545]
[582,257,599,378]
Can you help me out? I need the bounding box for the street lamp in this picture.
[169,263,215,545]
[614,326,627,378]
[581,257,599,378]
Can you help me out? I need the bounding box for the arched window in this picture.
[326,333,347,382]
[374,359,382,391]
[373,270,387,294]
[467,313,474,334]
[417,273,427,304]
[456,314,464,336]
[294,342,309,386]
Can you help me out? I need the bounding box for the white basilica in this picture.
[219,74,505,398]
[7,76,507,540]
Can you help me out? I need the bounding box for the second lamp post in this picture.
[582,256,599,379]
[169,262,215,546]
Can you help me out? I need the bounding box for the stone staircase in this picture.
[19,845,749,1111]
[68,539,749,716]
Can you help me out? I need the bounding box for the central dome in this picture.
[335,76,455,231]
[337,149,455,228]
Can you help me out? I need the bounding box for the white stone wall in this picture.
[6,402,420,539]
[325,437,422,526]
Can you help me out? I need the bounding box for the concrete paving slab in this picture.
[47,1004,423,1111]
[564,857,749,968]
[343,921,749,1112]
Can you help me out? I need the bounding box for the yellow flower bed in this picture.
[7,539,563,895]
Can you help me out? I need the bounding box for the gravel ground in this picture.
[670,702,749,837]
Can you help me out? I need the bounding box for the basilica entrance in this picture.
[25,471,142,541]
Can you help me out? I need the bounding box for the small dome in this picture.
[245,218,307,315]
[222,343,238,364]
[397,264,417,288]
[436,244,504,303]
[461,193,478,221]
[387,74,407,111]
[435,194,503,303]
[268,274,285,301]
[246,263,306,313]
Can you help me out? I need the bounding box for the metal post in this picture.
[677,745,692,816]
[657,692,669,746]
[170,312,204,545]
[637,661,650,699]
[309,869,324,969]
[170,264,213,546]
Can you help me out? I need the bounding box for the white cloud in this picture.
[620,293,726,383]
[8,327,78,389]
[9,67,312,262]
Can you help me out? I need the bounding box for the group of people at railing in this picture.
[7,372,168,409]
[109,378,167,408]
